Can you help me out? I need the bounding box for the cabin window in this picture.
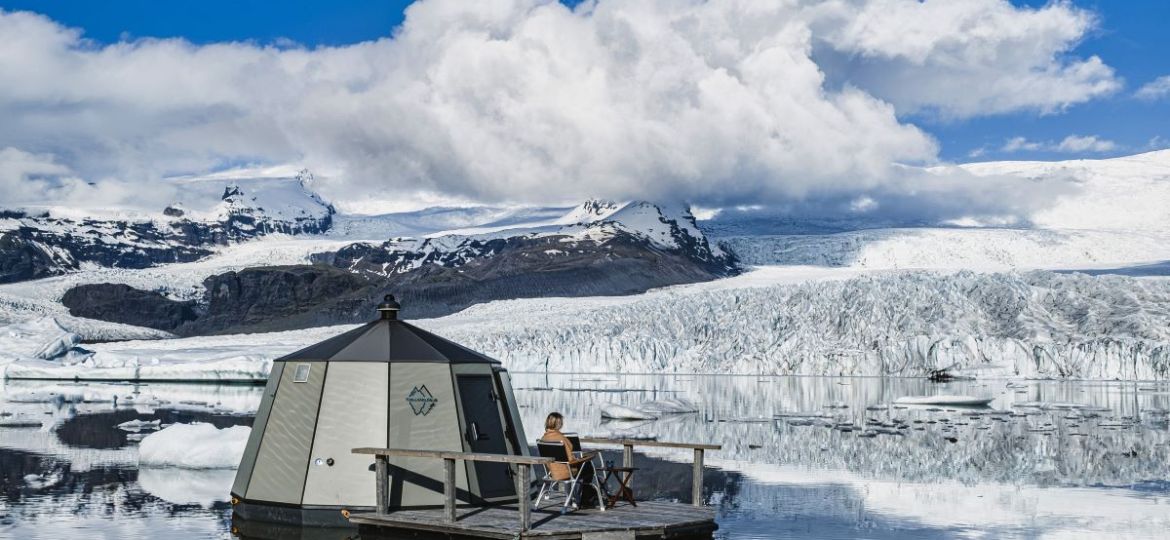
[292,363,311,383]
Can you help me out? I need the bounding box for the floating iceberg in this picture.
[0,318,88,367]
[600,404,658,420]
[894,395,995,406]
[116,419,161,432]
[637,398,699,414]
[601,398,699,420]
[0,317,281,382]
[138,423,250,469]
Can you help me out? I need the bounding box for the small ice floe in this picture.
[0,417,43,428]
[1006,382,1028,389]
[600,404,658,420]
[116,419,161,432]
[637,398,699,414]
[824,401,849,409]
[600,398,697,420]
[138,423,250,468]
[717,417,772,424]
[894,395,994,407]
[775,412,832,427]
[23,470,63,490]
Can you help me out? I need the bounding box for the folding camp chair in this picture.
[534,441,605,514]
[566,433,607,488]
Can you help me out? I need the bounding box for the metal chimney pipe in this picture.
[377,294,401,320]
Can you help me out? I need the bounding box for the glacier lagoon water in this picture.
[1,374,1168,539]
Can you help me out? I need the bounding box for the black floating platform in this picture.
[349,501,717,539]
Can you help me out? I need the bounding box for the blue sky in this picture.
[4,0,1165,164]
[927,1,1170,161]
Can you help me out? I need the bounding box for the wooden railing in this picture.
[352,439,721,531]
[578,438,722,507]
[352,447,553,532]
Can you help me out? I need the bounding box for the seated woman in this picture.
[541,412,601,507]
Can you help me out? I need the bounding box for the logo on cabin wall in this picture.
[406,385,438,416]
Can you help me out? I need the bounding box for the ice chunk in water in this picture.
[600,404,658,420]
[138,423,249,468]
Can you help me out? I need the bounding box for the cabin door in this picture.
[456,374,514,499]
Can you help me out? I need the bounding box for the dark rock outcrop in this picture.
[61,284,199,331]
[179,265,379,335]
[0,231,76,283]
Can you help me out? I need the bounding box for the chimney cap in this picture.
[377,294,401,319]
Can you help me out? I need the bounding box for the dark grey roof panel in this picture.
[386,322,450,362]
[276,322,377,362]
[403,322,500,364]
[273,318,500,364]
[331,323,391,361]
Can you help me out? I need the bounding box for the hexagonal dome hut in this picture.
[231,295,529,525]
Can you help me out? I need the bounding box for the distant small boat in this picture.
[894,395,994,406]
[927,369,975,382]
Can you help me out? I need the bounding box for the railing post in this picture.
[443,458,456,523]
[692,448,704,507]
[515,463,531,532]
[623,443,633,468]
[375,455,388,516]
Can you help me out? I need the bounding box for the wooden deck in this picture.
[349,500,717,539]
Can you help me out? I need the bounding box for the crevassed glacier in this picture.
[424,270,1170,379]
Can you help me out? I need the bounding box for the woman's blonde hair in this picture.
[545,412,564,431]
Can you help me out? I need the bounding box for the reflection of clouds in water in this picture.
[515,374,1170,538]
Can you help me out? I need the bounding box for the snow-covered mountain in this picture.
[0,169,334,284]
[0,194,740,335]
[178,200,738,334]
[324,200,734,278]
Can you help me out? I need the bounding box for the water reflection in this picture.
[1,376,1168,539]
[512,374,1170,539]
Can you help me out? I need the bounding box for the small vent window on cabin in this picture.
[293,363,311,383]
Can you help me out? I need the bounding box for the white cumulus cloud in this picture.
[0,0,1118,221]
[808,0,1120,118]
[1001,134,1117,154]
[1135,75,1170,101]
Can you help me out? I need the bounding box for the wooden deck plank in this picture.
[349,500,716,539]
